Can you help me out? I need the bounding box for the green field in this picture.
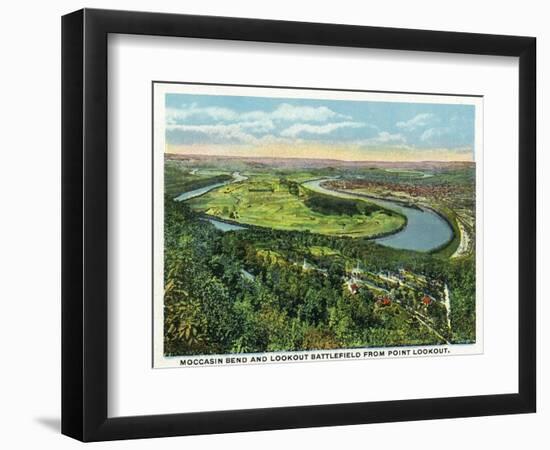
[186,174,406,238]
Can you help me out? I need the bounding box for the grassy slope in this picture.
[186,175,405,238]
[164,161,231,197]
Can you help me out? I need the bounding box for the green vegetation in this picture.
[164,160,232,197]
[429,204,461,257]
[303,190,380,216]
[163,158,476,356]
[186,174,405,238]
[326,165,476,258]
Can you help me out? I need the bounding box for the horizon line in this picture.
[164,152,475,164]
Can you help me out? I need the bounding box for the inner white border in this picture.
[152,82,484,369]
[108,34,518,418]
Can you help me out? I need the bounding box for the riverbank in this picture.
[303,178,454,253]
[174,171,248,201]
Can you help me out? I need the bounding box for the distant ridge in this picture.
[165,153,474,170]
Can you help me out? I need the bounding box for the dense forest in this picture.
[304,189,385,217]
[163,195,476,356]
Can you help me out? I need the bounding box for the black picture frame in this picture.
[61,8,536,442]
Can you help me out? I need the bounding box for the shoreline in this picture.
[198,212,408,240]
[179,174,458,254]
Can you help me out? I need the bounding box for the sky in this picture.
[164,93,476,162]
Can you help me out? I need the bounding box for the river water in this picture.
[174,182,228,201]
[302,179,453,252]
[174,173,453,252]
[202,218,246,232]
[174,172,247,201]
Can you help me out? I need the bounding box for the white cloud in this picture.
[168,114,363,144]
[396,113,434,131]
[167,102,349,125]
[167,118,275,134]
[166,104,238,123]
[270,103,348,122]
[166,123,252,143]
[280,121,363,138]
[420,127,451,142]
[356,131,407,146]
[166,123,292,146]
[240,119,276,133]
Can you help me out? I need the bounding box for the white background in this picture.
[0,0,546,448]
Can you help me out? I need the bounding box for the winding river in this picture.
[174,171,247,201]
[174,172,453,252]
[302,179,453,252]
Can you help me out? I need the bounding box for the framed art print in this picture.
[152,82,483,369]
[62,8,536,442]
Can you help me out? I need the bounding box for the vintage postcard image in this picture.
[152,82,483,368]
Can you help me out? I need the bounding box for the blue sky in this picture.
[165,93,475,161]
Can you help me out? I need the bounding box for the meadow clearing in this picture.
[186,173,406,238]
